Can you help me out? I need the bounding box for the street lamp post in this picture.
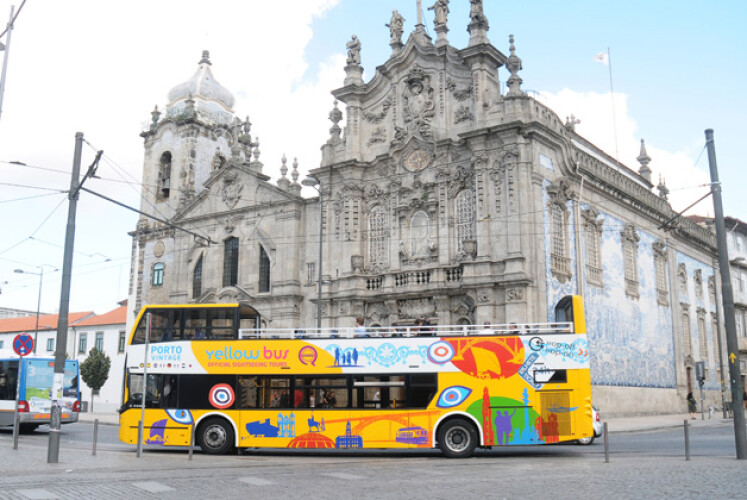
[14,267,45,354]
[302,175,323,331]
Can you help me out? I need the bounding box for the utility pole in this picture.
[48,132,84,463]
[0,5,15,120]
[705,128,747,459]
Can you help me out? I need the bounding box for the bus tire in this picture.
[437,418,477,458]
[197,417,234,455]
[19,424,39,434]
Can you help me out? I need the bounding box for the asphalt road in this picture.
[2,419,738,458]
[1,422,746,499]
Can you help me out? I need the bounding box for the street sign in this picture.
[12,334,33,356]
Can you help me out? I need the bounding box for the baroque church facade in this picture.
[128,2,725,415]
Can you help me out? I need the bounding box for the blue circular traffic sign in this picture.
[13,334,34,356]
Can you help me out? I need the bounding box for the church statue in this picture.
[470,0,486,24]
[386,10,405,45]
[428,0,449,28]
[346,35,361,65]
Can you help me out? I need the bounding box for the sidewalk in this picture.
[77,410,733,432]
[604,412,731,433]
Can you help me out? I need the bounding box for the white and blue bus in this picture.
[0,357,81,432]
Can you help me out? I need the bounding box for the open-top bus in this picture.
[0,357,81,432]
[118,297,592,457]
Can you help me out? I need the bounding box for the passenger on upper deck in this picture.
[479,322,494,335]
[354,317,369,337]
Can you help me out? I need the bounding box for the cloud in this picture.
[0,0,343,313]
[538,88,711,215]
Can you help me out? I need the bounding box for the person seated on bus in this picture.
[323,390,337,408]
[508,323,521,335]
[354,317,369,337]
[479,322,494,335]
[270,390,281,407]
[415,318,432,337]
[194,328,206,340]
[294,389,305,408]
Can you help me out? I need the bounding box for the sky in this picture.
[0,0,744,317]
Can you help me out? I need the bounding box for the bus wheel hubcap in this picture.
[206,426,226,447]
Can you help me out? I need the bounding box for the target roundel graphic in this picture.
[427,341,455,364]
[209,383,235,409]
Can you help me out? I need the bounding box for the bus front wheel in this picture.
[437,418,477,458]
[197,417,234,455]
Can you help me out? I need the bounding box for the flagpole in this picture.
[606,47,620,164]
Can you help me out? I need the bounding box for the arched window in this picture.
[193,256,203,299]
[223,237,239,287]
[152,262,164,286]
[369,206,388,266]
[158,152,172,200]
[455,189,475,252]
[259,245,271,293]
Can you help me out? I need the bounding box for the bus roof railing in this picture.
[238,322,573,340]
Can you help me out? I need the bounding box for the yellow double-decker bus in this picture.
[118,296,592,458]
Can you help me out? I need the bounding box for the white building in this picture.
[0,304,127,413]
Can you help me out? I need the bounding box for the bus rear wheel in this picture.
[437,418,477,458]
[197,417,234,455]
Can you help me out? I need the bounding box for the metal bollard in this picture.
[136,420,144,458]
[188,424,195,461]
[12,409,20,450]
[684,419,690,461]
[92,419,99,456]
[603,422,609,463]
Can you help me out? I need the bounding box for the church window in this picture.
[697,311,708,362]
[223,237,239,287]
[621,224,640,299]
[259,245,271,293]
[410,211,430,258]
[157,152,172,201]
[151,262,164,286]
[682,310,691,355]
[369,206,388,266]
[654,241,668,306]
[455,189,476,252]
[307,262,316,285]
[549,202,570,280]
[193,256,203,299]
[583,209,603,287]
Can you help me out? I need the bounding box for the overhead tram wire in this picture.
[0,195,68,255]
[79,186,215,244]
[0,0,25,39]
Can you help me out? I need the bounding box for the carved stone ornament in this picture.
[397,297,435,320]
[652,238,667,256]
[505,288,524,302]
[351,255,364,273]
[547,177,573,206]
[402,67,436,140]
[621,223,640,247]
[220,170,244,209]
[153,240,165,258]
[404,148,430,171]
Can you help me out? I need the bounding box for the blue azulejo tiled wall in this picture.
[544,195,677,388]
[675,252,719,390]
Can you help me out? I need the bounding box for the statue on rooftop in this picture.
[428,0,449,28]
[346,35,361,65]
[386,10,405,46]
[470,0,487,24]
